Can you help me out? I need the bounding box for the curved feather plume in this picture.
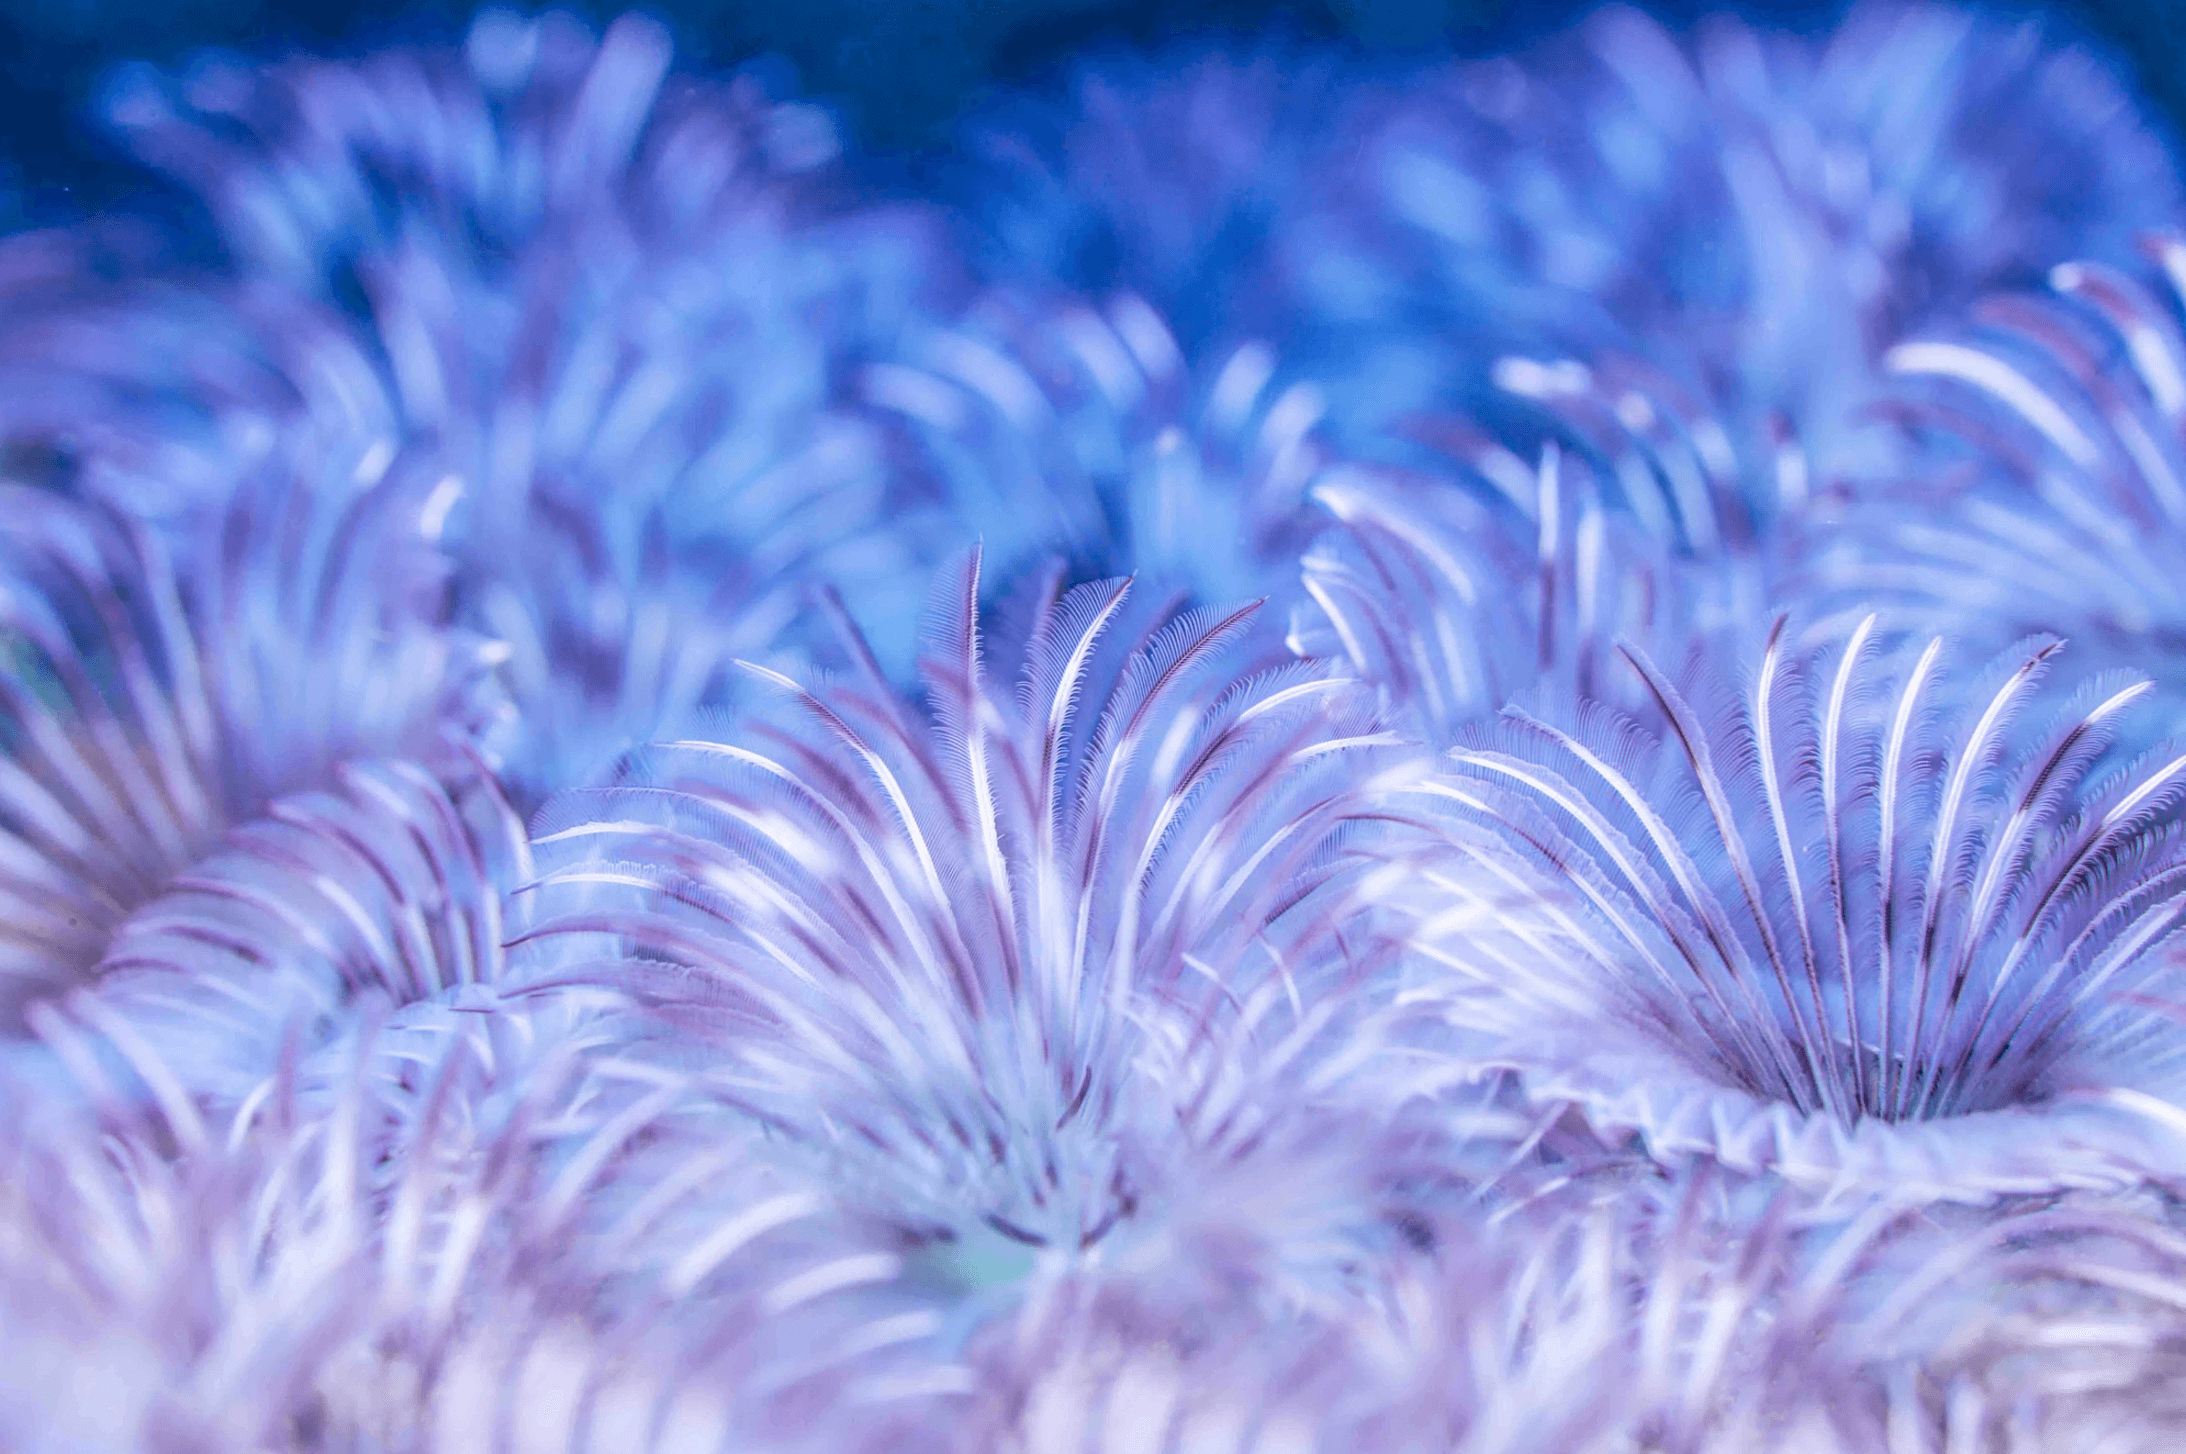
[1289,440,1762,743]
[1821,231,2186,670]
[1316,2,2176,408]
[0,1019,948,1452]
[73,10,939,796]
[1406,616,2186,1202]
[867,286,1339,616]
[517,548,1438,1305]
[43,756,531,1114]
[0,472,500,1032]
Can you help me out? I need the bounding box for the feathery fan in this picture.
[1406,615,2186,1201]
[1321,2,2176,390]
[867,287,1337,613]
[516,548,1449,1321]
[0,469,499,1032]
[1288,440,1769,744]
[1823,230,2186,666]
[81,9,939,799]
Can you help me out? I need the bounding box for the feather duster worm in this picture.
[1822,230,2186,668]
[0,469,499,1034]
[866,288,1336,614]
[964,1166,1936,1454]
[0,1017,958,1453]
[1287,440,1768,744]
[514,549,1467,1329]
[83,9,936,799]
[1403,615,2186,1202]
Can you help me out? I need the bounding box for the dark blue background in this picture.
[0,1,2174,226]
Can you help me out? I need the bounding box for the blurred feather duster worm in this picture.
[0,1017,962,1453]
[963,1165,1941,1453]
[64,8,945,800]
[1287,440,1770,744]
[1824,230,2186,667]
[1866,1186,2186,1450]
[1302,0,2181,578]
[0,467,501,1035]
[1403,614,2186,1202]
[1321,1,2178,401]
[1313,1171,1931,1454]
[866,287,1340,614]
[956,45,1360,349]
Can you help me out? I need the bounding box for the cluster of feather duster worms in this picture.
[17,0,2186,1447]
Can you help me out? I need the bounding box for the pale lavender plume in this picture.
[512,550,1479,1339]
[78,9,943,801]
[1818,230,2186,666]
[1287,439,1775,744]
[0,466,499,1036]
[866,286,1343,616]
[1400,614,2186,1202]
[0,1014,957,1452]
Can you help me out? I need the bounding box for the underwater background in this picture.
[2,0,2178,219]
